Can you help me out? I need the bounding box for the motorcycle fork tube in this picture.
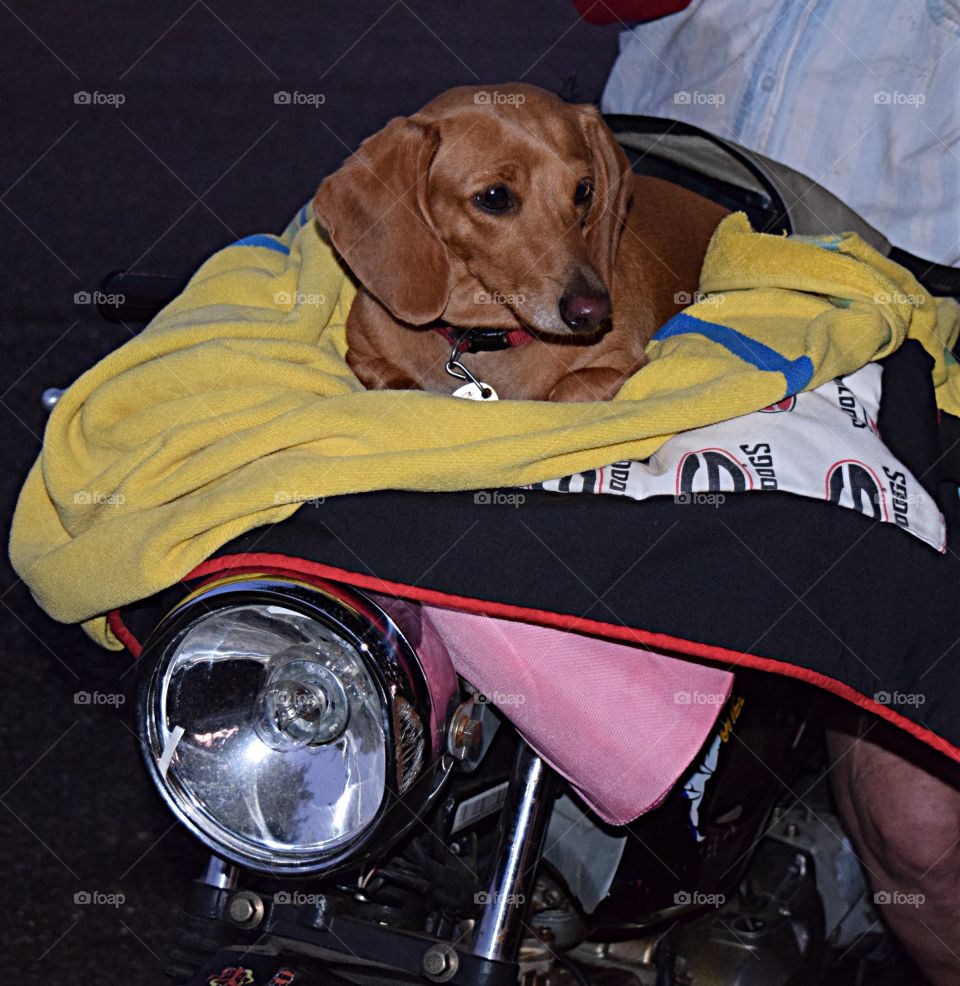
[201,854,239,889]
[470,742,555,962]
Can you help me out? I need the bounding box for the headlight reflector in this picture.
[137,576,454,875]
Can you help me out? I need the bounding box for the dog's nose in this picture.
[559,290,611,331]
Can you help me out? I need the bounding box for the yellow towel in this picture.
[10,210,960,648]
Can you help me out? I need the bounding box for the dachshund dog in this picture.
[314,83,727,402]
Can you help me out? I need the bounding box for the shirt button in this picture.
[761,75,775,92]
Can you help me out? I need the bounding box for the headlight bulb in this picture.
[255,650,351,751]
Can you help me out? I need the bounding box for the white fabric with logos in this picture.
[535,364,945,553]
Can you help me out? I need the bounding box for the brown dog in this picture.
[314,83,727,402]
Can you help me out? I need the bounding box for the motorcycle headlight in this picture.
[136,574,457,876]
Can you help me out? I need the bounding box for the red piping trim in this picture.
[110,551,960,765]
[108,609,142,657]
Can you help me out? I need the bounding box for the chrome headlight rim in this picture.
[136,573,452,877]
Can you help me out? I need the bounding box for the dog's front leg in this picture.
[346,350,426,391]
[547,365,640,402]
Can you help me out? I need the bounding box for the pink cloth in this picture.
[422,605,734,825]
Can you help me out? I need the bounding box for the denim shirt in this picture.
[602,0,960,266]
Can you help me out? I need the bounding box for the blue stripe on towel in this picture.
[229,234,290,255]
[654,312,814,397]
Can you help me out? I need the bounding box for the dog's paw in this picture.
[346,351,424,392]
[547,366,633,402]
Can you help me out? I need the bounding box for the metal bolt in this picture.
[449,707,483,760]
[456,718,483,755]
[785,822,799,837]
[227,891,264,928]
[422,950,447,976]
[422,945,459,982]
[229,897,255,923]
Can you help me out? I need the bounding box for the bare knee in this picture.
[826,712,960,984]
[827,719,960,885]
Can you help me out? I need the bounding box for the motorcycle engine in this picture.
[516,803,879,985]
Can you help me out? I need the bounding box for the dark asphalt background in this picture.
[0,4,618,981]
[0,3,932,984]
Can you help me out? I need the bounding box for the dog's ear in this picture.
[576,105,633,288]
[314,118,450,324]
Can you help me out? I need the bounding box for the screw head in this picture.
[450,709,484,760]
[422,950,448,976]
[227,892,264,928]
[421,945,458,982]
[229,897,255,923]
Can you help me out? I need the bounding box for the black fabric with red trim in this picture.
[117,343,960,760]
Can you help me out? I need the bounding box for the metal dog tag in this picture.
[452,381,498,401]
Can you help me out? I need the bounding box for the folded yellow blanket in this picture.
[10,209,960,648]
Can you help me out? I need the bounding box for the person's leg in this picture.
[826,708,960,985]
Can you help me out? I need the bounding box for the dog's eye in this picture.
[575,180,593,206]
[474,185,514,214]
